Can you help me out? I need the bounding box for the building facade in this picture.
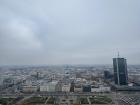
[91,85,111,93]
[62,84,70,92]
[113,57,128,85]
[22,85,38,92]
[82,85,91,92]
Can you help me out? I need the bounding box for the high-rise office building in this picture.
[113,57,128,85]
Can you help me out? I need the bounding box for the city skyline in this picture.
[0,0,140,65]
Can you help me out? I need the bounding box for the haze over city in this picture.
[0,0,140,65]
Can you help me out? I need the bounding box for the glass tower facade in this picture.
[113,58,128,85]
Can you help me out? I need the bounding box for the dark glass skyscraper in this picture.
[113,57,128,85]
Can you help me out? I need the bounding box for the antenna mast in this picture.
[118,52,120,58]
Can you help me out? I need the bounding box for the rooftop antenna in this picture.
[118,51,120,58]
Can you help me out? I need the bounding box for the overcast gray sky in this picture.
[0,0,140,65]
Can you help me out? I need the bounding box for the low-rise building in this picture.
[91,85,110,93]
[100,86,110,92]
[46,81,58,92]
[62,84,70,92]
[55,82,62,92]
[82,84,91,92]
[22,85,38,92]
[74,84,82,92]
[40,85,48,92]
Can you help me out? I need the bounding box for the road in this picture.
[0,92,112,97]
[16,93,35,105]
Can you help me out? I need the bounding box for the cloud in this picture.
[0,0,140,65]
[0,18,42,49]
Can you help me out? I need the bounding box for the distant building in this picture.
[47,81,58,92]
[36,72,39,80]
[62,84,70,92]
[40,81,62,92]
[22,85,38,92]
[82,84,91,92]
[113,57,128,85]
[40,83,48,92]
[55,82,62,92]
[70,81,75,92]
[3,78,14,87]
[74,84,82,92]
[91,85,110,93]
[104,71,112,79]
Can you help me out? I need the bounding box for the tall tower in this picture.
[36,72,39,80]
[113,55,128,85]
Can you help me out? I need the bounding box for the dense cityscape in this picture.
[0,57,140,105]
[1,0,140,105]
